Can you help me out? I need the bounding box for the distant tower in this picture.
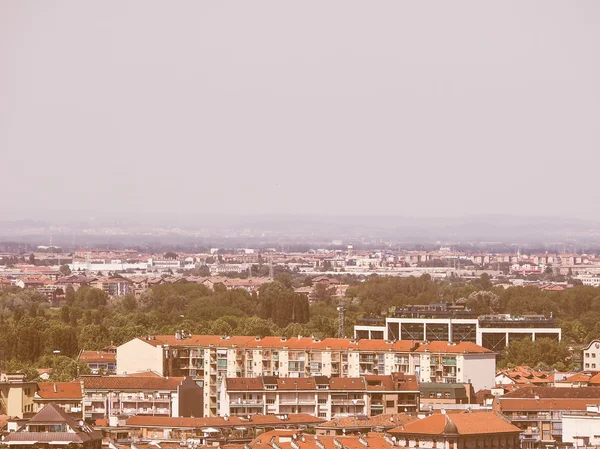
[337,300,345,338]
[269,261,274,279]
[347,244,353,257]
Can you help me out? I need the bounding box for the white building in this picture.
[562,405,600,447]
[355,314,561,352]
[583,340,600,371]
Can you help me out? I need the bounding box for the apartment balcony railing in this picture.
[332,399,365,406]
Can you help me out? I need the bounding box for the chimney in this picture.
[53,383,57,393]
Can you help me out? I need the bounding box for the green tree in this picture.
[59,265,72,276]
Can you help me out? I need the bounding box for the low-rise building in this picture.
[125,414,325,445]
[1,403,102,449]
[33,382,83,419]
[389,412,522,449]
[493,386,600,448]
[315,413,416,436]
[78,348,117,374]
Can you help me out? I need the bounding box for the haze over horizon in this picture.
[2,1,599,221]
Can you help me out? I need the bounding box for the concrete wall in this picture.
[117,338,164,375]
[460,353,496,391]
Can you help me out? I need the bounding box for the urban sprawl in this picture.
[2,244,600,449]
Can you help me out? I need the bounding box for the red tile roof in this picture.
[497,398,592,412]
[135,335,490,354]
[78,350,116,364]
[125,414,324,429]
[36,382,82,400]
[77,375,184,390]
[390,412,520,436]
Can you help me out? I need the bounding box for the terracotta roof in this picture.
[251,430,393,449]
[416,341,492,354]
[318,413,416,429]
[126,414,324,429]
[78,350,116,364]
[560,373,591,383]
[133,334,491,354]
[501,386,600,399]
[78,375,184,390]
[329,378,366,390]
[226,378,264,390]
[390,412,520,436]
[497,398,593,412]
[277,378,317,390]
[36,382,82,400]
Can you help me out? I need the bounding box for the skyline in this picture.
[2,1,600,219]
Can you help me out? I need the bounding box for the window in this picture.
[386,401,394,408]
[586,363,590,368]
[444,393,451,398]
[594,353,597,358]
[319,412,327,418]
[594,364,597,369]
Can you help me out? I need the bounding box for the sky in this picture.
[1,1,599,221]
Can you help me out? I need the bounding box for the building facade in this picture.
[117,334,495,417]
[219,373,419,420]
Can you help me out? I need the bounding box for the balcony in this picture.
[230,400,264,407]
[332,399,365,406]
[510,414,560,422]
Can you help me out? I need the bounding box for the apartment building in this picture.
[493,386,600,448]
[89,278,130,297]
[117,334,495,417]
[416,341,495,391]
[78,374,202,422]
[219,373,419,420]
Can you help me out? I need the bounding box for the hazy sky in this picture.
[1,1,599,220]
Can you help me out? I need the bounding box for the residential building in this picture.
[582,340,600,371]
[419,383,473,406]
[562,404,600,447]
[89,278,130,297]
[125,414,325,445]
[495,366,552,386]
[389,412,522,449]
[315,413,416,436]
[78,348,117,374]
[78,374,202,422]
[219,373,420,420]
[117,334,495,417]
[0,374,37,418]
[415,341,495,391]
[493,386,600,448]
[33,382,83,419]
[0,403,102,449]
[251,429,394,449]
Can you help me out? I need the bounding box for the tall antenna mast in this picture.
[337,300,345,338]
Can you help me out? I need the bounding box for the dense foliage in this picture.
[0,273,596,377]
